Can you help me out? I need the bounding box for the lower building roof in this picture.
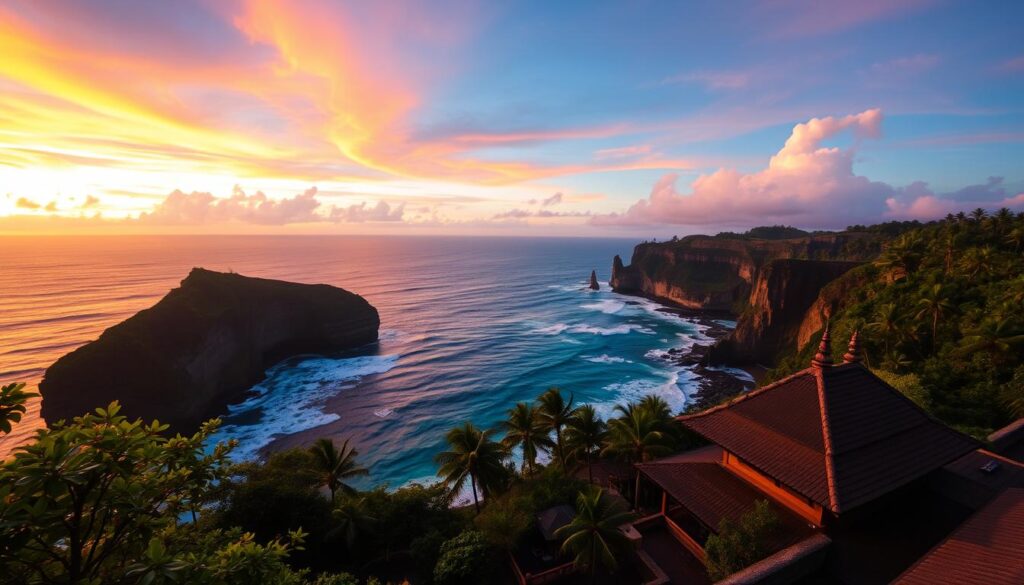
[893,488,1024,585]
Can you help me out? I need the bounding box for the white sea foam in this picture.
[532,322,655,336]
[210,354,399,461]
[593,367,699,420]
[583,354,631,364]
[580,300,626,314]
[374,408,395,418]
[705,365,756,383]
[644,348,673,362]
[713,319,738,328]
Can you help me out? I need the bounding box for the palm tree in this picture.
[874,233,923,280]
[435,422,508,513]
[1005,226,1024,253]
[867,303,904,357]
[971,207,987,222]
[537,387,577,471]
[915,284,956,351]
[960,246,996,279]
[637,395,673,421]
[565,405,607,483]
[603,404,675,506]
[500,402,553,475]
[332,496,377,551]
[957,318,1024,366]
[556,487,635,584]
[309,438,369,503]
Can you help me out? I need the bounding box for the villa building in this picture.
[629,328,1024,584]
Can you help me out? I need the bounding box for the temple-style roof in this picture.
[679,352,980,514]
[637,446,813,548]
[894,488,1024,585]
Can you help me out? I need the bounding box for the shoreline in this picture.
[615,291,762,411]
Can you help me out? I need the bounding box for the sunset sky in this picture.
[1,0,1022,236]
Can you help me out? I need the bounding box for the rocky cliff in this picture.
[723,259,861,363]
[612,233,885,363]
[40,268,380,432]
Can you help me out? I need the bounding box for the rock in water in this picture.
[589,270,600,290]
[40,268,380,432]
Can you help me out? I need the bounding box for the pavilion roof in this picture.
[679,361,979,514]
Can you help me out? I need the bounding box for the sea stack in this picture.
[589,270,600,290]
[40,268,380,432]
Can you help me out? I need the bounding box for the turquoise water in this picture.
[0,236,740,489]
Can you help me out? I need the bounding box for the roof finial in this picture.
[843,330,862,364]
[812,322,833,368]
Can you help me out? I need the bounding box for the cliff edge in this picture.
[40,268,380,432]
[611,233,884,363]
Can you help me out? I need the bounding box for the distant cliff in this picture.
[611,233,885,363]
[40,268,380,432]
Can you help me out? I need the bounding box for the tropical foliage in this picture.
[537,387,577,471]
[0,382,37,435]
[309,438,369,503]
[434,423,509,512]
[555,487,635,580]
[770,209,1024,435]
[704,499,781,581]
[499,402,552,475]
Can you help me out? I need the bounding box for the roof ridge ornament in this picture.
[812,322,834,368]
[843,330,862,364]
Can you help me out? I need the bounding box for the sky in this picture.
[1,0,1022,237]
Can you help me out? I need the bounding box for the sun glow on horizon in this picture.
[1,1,1023,236]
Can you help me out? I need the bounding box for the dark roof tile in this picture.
[894,488,1024,585]
[679,364,980,513]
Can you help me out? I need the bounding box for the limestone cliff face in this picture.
[728,259,861,363]
[612,233,884,362]
[611,234,879,310]
[794,264,877,351]
[40,268,380,432]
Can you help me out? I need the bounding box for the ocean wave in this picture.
[582,354,631,364]
[644,348,673,362]
[580,300,626,314]
[210,354,400,461]
[533,322,655,336]
[592,367,699,420]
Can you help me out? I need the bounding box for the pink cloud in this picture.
[662,70,751,90]
[868,54,940,76]
[760,0,936,39]
[593,109,1024,229]
[330,200,405,223]
[994,55,1024,74]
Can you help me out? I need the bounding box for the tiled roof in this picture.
[637,454,813,549]
[894,488,1024,585]
[680,363,980,514]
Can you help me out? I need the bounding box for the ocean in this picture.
[0,236,745,489]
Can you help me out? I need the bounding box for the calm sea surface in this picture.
[0,236,740,489]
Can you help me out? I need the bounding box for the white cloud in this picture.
[330,200,405,222]
[593,109,1024,229]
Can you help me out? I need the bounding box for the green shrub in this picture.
[432,531,497,585]
[705,500,780,581]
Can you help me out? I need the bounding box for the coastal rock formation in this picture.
[40,268,380,432]
[589,270,600,290]
[725,259,861,363]
[612,233,884,362]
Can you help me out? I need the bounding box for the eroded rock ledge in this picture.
[40,268,380,432]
